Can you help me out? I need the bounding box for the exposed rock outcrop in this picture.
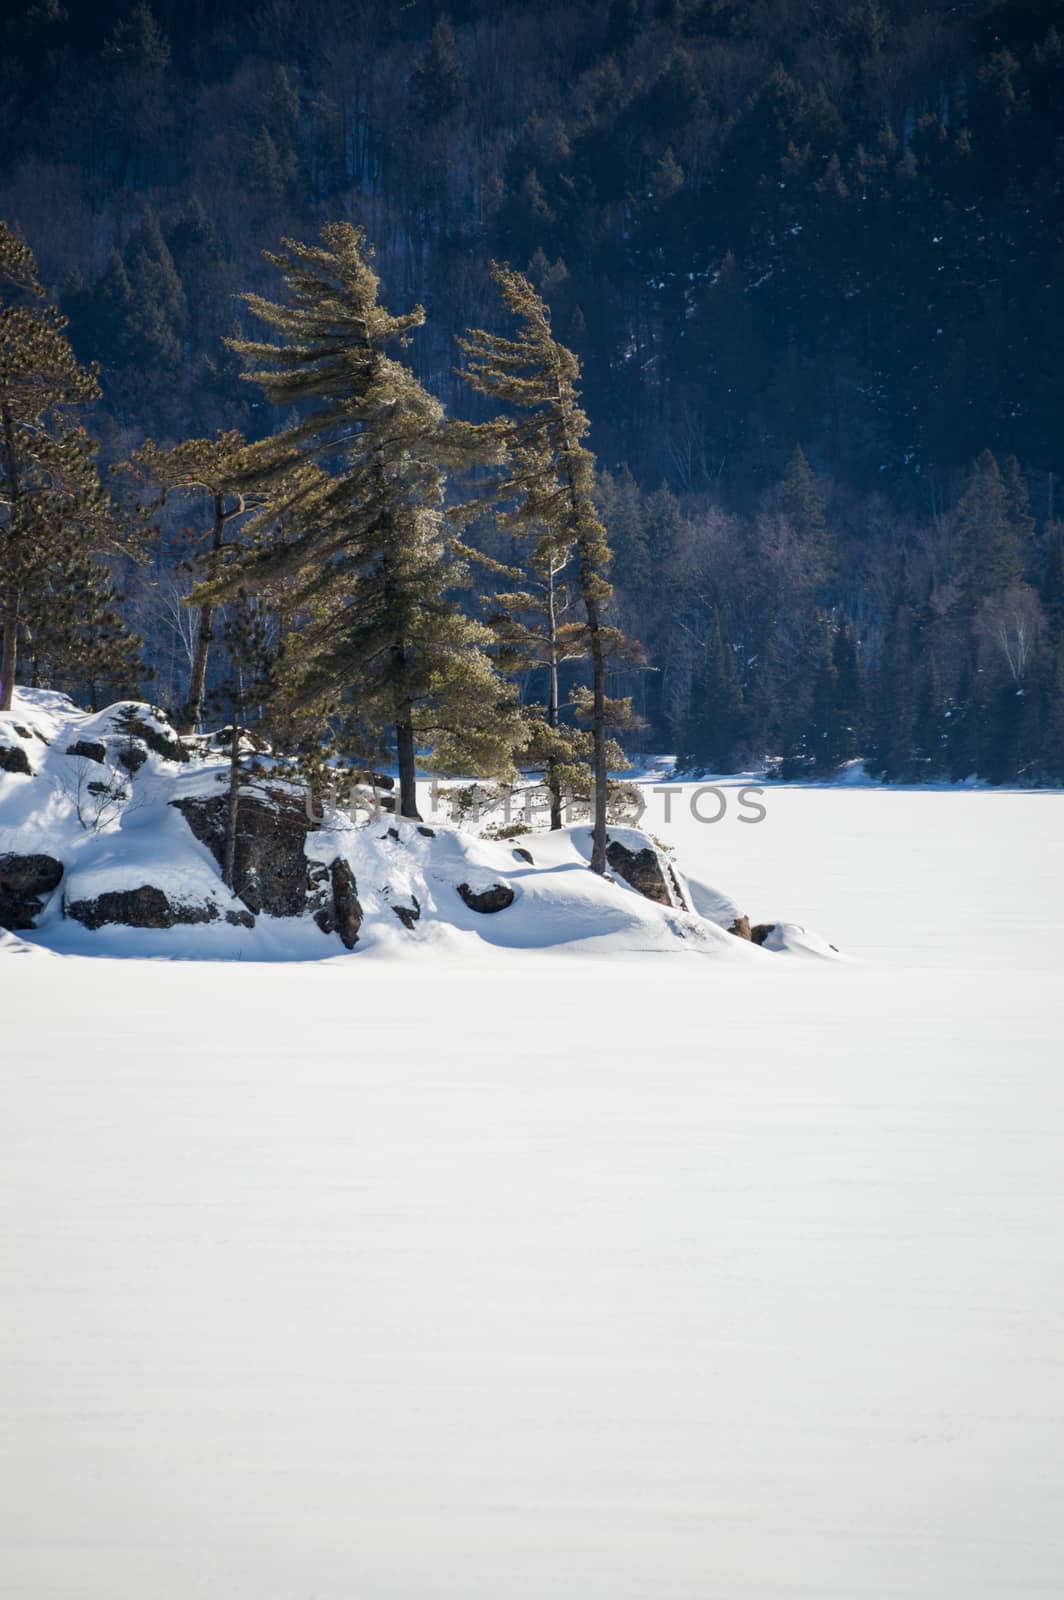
[67,885,230,931]
[173,787,315,917]
[0,853,64,929]
[0,743,32,776]
[111,706,187,763]
[605,838,680,907]
[312,858,363,949]
[728,915,752,940]
[457,881,514,914]
[750,922,777,946]
[66,739,107,764]
[392,895,421,930]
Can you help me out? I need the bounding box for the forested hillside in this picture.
[2,0,1063,782]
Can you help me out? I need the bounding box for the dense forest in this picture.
[2,0,1063,784]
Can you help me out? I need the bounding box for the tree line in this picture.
[4,210,1064,814]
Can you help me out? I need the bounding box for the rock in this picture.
[117,741,148,775]
[383,827,399,841]
[605,838,673,906]
[66,739,107,764]
[110,706,187,763]
[417,825,436,838]
[66,885,220,930]
[314,858,363,949]
[331,859,363,949]
[0,743,32,776]
[392,895,421,930]
[728,915,752,940]
[12,724,31,738]
[513,847,534,865]
[172,786,316,917]
[750,922,776,946]
[456,881,514,914]
[226,908,256,929]
[0,853,64,929]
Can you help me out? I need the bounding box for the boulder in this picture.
[392,895,421,930]
[0,852,64,929]
[67,885,221,931]
[330,859,363,949]
[173,786,315,917]
[66,739,107,764]
[313,858,363,949]
[513,847,535,865]
[110,706,187,763]
[605,838,673,906]
[0,743,32,776]
[117,741,149,775]
[456,881,514,914]
[750,922,777,946]
[728,915,752,940]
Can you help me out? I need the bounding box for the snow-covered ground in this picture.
[3,781,1064,1598]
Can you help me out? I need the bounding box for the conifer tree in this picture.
[679,607,743,773]
[0,223,140,710]
[955,449,1024,603]
[196,224,519,819]
[778,445,836,587]
[872,550,919,779]
[459,264,635,873]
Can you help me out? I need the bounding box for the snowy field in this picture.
[3,783,1064,1599]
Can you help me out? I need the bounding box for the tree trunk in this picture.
[180,493,227,734]
[224,714,240,891]
[546,561,563,830]
[0,402,21,712]
[182,602,215,734]
[395,705,421,820]
[583,587,608,875]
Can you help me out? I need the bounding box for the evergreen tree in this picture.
[197,224,520,819]
[124,210,188,371]
[777,445,836,588]
[679,607,743,773]
[409,18,466,124]
[872,550,919,780]
[0,223,140,711]
[459,264,635,873]
[955,449,1024,603]
[913,652,945,776]
[831,620,864,764]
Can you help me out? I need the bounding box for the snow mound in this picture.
[2,688,836,963]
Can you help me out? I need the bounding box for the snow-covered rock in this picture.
[0,687,834,961]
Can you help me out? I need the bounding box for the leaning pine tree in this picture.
[0,222,140,710]
[194,224,520,818]
[458,265,636,873]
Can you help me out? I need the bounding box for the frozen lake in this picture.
[3,784,1063,1598]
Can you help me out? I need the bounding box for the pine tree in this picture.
[409,18,466,124]
[872,550,919,779]
[679,608,743,772]
[913,652,945,776]
[831,620,864,763]
[955,449,1024,603]
[0,223,140,711]
[778,445,836,587]
[459,264,635,874]
[196,224,520,819]
[124,210,187,371]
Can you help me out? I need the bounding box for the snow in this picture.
[3,718,1064,1595]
